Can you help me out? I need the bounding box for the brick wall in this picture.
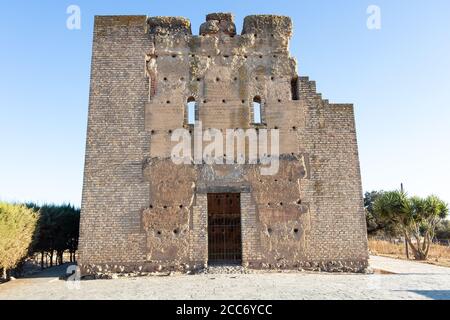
[79,16,151,270]
[79,13,368,275]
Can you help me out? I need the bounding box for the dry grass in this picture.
[369,239,450,268]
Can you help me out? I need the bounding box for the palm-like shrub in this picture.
[374,191,449,260]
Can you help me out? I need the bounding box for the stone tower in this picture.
[79,13,369,274]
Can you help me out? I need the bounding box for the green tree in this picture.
[52,205,80,265]
[0,203,39,279]
[365,191,399,236]
[374,191,449,260]
[27,203,80,267]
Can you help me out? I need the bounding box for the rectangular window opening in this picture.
[187,101,196,125]
[291,77,299,101]
[252,97,262,124]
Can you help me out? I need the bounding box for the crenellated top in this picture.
[146,13,293,39]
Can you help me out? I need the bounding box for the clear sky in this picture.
[1,0,449,207]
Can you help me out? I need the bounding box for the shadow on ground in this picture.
[408,290,450,300]
[23,263,76,279]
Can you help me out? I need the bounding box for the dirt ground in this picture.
[369,239,450,268]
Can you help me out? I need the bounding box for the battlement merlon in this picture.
[147,16,192,35]
[242,15,293,38]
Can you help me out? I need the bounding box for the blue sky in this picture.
[1,0,449,207]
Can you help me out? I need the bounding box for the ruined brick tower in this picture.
[79,13,369,274]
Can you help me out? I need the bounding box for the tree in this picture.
[0,203,39,279]
[27,203,80,267]
[52,205,80,265]
[365,191,399,236]
[374,191,449,260]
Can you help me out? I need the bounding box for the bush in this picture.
[436,220,450,240]
[0,203,39,279]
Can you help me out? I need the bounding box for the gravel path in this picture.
[1,257,449,300]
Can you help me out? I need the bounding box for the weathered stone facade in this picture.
[79,13,369,274]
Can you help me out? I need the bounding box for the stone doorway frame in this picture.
[190,185,260,267]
